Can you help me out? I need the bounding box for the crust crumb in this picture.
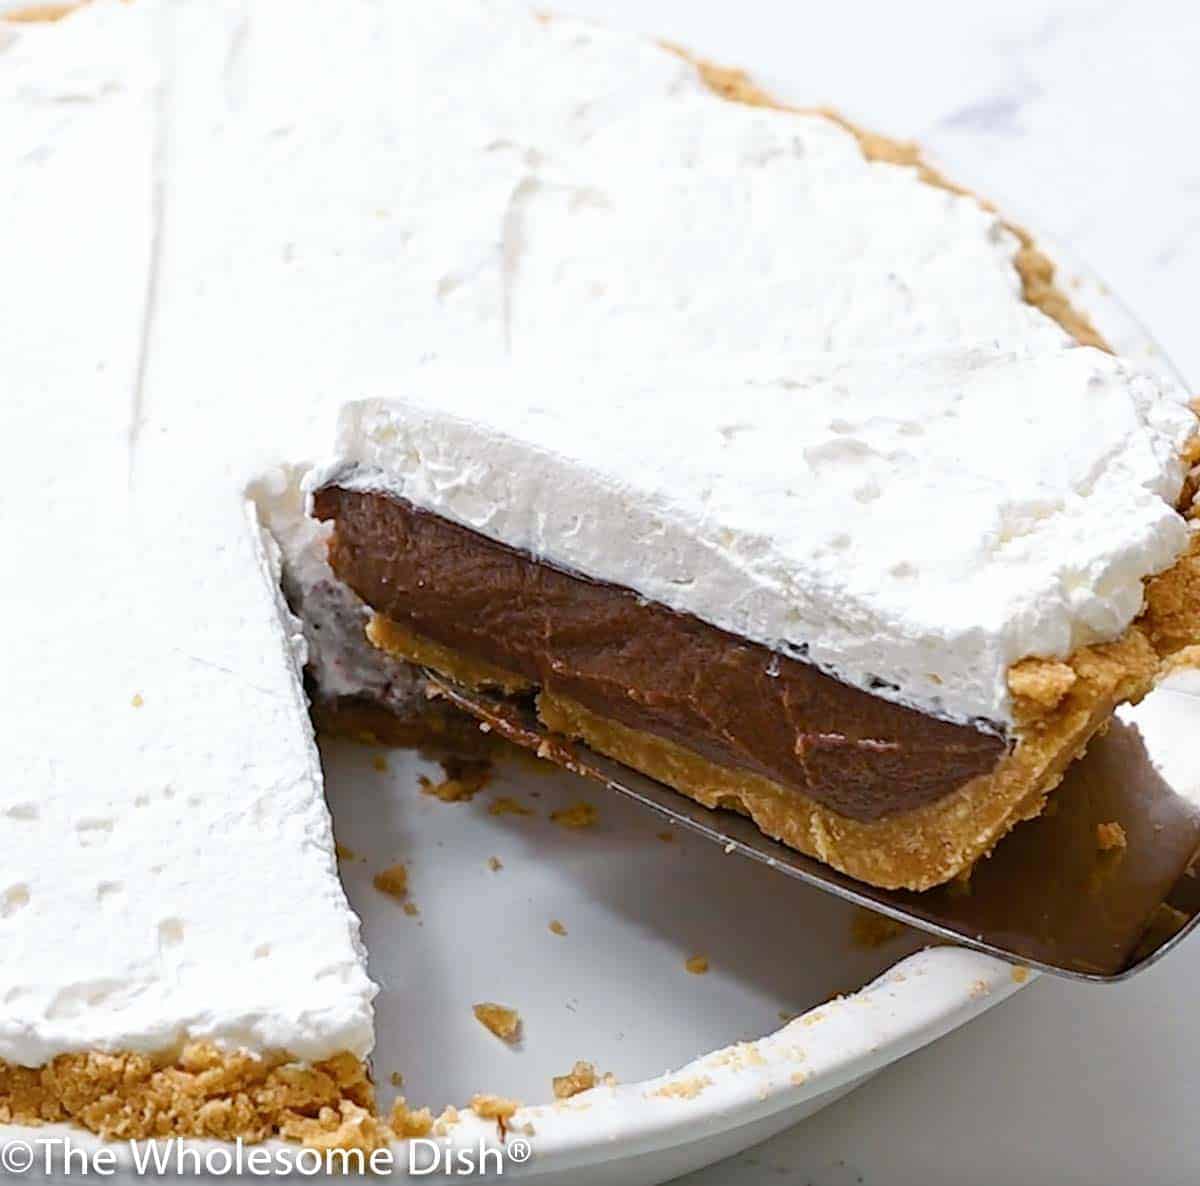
[335,843,356,862]
[655,830,675,843]
[472,1002,522,1043]
[488,796,533,817]
[387,1096,434,1140]
[1011,965,1030,984]
[709,1041,767,1071]
[1096,821,1128,852]
[469,1093,520,1125]
[651,1075,713,1101]
[419,756,493,803]
[372,753,389,773]
[850,907,906,948]
[684,954,709,975]
[1007,658,1078,722]
[548,919,567,937]
[372,863,408,901]
[550,802,598,829]
[402,901,420,917]
[389,1072,404,1088]
[551,1061,600,1100]
[130,693,144,708]
[487,856,503,872]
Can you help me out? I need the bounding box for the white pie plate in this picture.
[9,236,1187,1186]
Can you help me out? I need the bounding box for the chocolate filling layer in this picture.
[314,489,1007,820]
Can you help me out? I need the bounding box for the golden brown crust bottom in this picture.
[0,1045,391,1149]
[375,618,1159,890]
[366,617,533,698]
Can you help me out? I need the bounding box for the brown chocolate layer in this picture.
[313,488,1007,821]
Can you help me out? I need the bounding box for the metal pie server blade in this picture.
[423,666,1200,981]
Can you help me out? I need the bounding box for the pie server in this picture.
[423,666,1200,980]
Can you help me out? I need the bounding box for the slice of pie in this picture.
[310,352,1199,891]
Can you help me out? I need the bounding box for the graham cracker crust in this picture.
[366,617,533,698]
[1144,524,1200,656]
[369,615,1163,890]
[0,1046,391,1149]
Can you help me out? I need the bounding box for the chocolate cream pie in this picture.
[4,0,1199,1152]
[311,355,1199,891]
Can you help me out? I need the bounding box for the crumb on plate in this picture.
[469,1094,520,1125]
[419,756,493,802]
[389,1097,434,1140]
[488,796,533,817]
[473,1002,522,1043]
[651,1075,712,1100]
[372,863,408,901]
[550,802,598,829]
[552,1061,600,1100]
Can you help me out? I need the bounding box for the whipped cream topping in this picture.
[2,0,1188,1070]
[0,2,373,1066]
[315,351,1195,729]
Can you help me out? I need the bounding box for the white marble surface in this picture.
[550,2,1200,1183]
